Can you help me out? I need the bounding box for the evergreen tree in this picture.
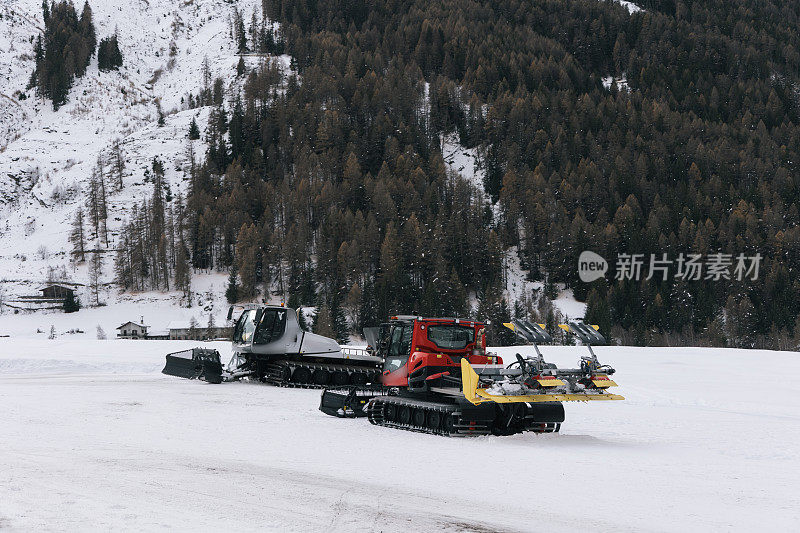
[344,282,362,330]
[33,0,96,109]
[98,33,123,71]
[724,294,756,348]
[225,266,239,303]
[477,283,510,345]
[188,116,200,140]
[89,250,103,306]
[233,6,247,53]
[585,287,612,339]
[175,240,192,303]
[110,139,125,189]
[312,302,336,339]
[70,207,86,262]
[79,1,96,66]
[330,294,349,344]
[94,159,108,246]
[63,291,80,313]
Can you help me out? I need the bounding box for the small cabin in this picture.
[116,321,149,339]
[40,285,74,300]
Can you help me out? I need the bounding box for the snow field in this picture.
[0,339,798,531]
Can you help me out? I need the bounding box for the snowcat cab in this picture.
[373,316,495,391]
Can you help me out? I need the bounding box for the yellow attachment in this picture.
[558,324,570,332]
[461,360,624,405]
[536,378,566,387]
[476,390,624,403]
[461,359,488,405]
[503,322,516,332]
[538,324,546,329]
[591,324,600,331]
[591,378,618,388]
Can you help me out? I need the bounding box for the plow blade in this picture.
[476,390,625,403]
[162,348,224,384]
[319,387,383,418]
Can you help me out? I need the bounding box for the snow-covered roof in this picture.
[116,321,147,329]
[38,284,75,292]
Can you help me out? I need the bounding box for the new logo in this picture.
[578,251,608,282]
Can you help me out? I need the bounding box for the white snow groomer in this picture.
[162,305,383,386]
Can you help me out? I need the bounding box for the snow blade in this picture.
[162,348,224,384]
[319,387,382,418]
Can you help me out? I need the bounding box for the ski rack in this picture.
[560,320,606,346]
[503,318,615,376]
[502,319,556,375]
[558,320,613,376]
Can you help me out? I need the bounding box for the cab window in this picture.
[427,324,474,350]
[254,309,287,344]
[234,310,257,344]
[384,324,413,372]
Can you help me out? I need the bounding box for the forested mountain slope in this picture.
[181,0,800,346]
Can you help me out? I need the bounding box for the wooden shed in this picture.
[40,285,75,299]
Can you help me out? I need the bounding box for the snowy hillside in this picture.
[0,0,262,318]
[0,339,797,531]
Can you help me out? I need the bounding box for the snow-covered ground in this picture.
[612,0,643,15]
[602,74,631,92]
[441,132,486,202]
[1,339,797,531]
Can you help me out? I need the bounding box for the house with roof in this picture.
[116,321,149,339]
[39,284,75,300]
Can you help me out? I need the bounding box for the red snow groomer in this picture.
[320,316,623,436]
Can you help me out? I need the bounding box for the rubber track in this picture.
[366,396,561,437]
[365,396,491,437]
[263,360,380,389]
